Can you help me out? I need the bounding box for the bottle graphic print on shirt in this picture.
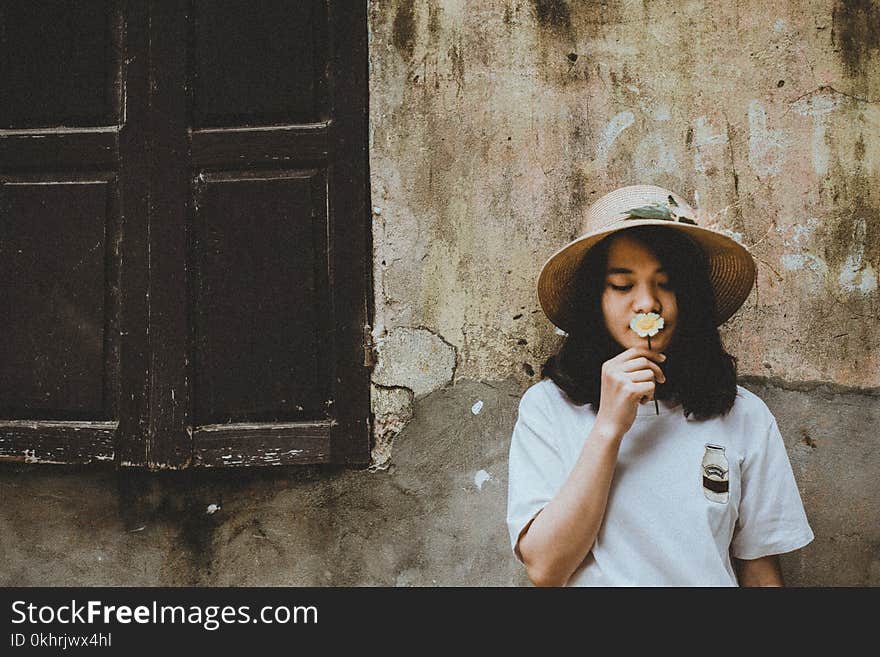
[701,444,729,504]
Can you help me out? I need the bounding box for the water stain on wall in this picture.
[830,193,879,282]
[532,0,572,31]
[831,0,880,75]
[392,0,416,60]
[448,41,465,95]
[854,133,866,161]
[428,2,442,36]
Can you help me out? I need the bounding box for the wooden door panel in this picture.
[0,130,119,171]
[0,179,114,420]
[186,1,370,466]
[191,0,326,128]
[0,1,129,464]
[0,1,122,129]
[190,123,331,169]
[192,171,330,425]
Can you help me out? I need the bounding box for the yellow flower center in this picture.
[635,315,659,332]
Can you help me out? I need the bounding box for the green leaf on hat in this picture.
[625,204,675,220]
[625,200,698,225]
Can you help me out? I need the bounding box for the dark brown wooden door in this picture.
[0,1,371,468]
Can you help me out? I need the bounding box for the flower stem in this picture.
[647,335,659,415]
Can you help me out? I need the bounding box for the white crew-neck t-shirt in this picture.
[506,379,814,586]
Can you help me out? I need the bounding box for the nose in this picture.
[633,283,661,315]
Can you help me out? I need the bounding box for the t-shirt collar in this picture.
[635,397,680,418]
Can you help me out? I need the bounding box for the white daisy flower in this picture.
[629,312,665,338]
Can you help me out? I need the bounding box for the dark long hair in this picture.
[541,225,738,420]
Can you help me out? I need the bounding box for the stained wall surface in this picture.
[369,0,879,401]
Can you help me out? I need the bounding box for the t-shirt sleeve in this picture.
[506,386,566,563]
[730,415,814,560]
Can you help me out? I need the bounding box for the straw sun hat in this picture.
[537,185,757,333]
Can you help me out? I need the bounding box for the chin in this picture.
[615,332,673,352]
[612,336,643,351]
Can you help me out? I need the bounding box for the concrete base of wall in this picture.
[1,377,876,586]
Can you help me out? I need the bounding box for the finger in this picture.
[620,356,661,373]
[620,357,666,382]
[609,347,650,363]
[616,347,667,364]
[629,381,656,401]
[629,369,660,383]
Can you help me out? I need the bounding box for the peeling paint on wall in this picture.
[634,132,678,179]
[692,116,729,175]
[748,100,788,177]
[473,469,492,490]
[596,110,635,168]
[369,384,415,470]
[790,89,841,176]
[372,326,457,398]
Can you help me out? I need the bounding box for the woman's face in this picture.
[600,233,678,352]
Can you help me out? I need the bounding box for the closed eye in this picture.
[608,283,671,291]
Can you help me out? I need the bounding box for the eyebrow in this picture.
[606,267,666,275]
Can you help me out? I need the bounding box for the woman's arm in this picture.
[517,347,666,587]
[517,421,624,587]
[734,555,785,586]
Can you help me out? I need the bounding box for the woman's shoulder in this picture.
[519,377,555,408]
[729,384,776,428]
[518,377,578,413]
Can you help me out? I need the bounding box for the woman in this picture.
[506,185,813,587]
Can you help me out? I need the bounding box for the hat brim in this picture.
[537,219,757,332]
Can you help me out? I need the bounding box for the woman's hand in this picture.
[595,347,667,437]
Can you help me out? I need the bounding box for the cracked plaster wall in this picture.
[368,0,880,452]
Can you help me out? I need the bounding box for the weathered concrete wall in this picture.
[739,377,880,586]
